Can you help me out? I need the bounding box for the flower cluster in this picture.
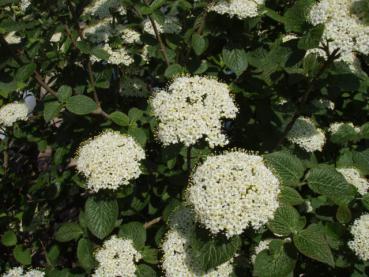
[329,122,360,134]
[3,267,44,277]
[93,236,142,276]
[75,130,145,192]
[308,0,369,68]
[348,214,369,261]
[0,102,29,127]
[121,28,141,44]
[83,19,113,43]
[143,17,182,36]
[150,75,238,148]
[4,31,21,44]
[286,117,326,152]
[83,0,126,18]
[161,207,235,276]
[91,43,134,66]
[187,151,280,237]
[251,239,272,264]
[20,0,31,12]
[337,168,368,196]
[209,0,265,19]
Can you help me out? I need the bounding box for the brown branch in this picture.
[275,47,341,149]
[144,217,162,229]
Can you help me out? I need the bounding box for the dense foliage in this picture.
[1,0,369,276]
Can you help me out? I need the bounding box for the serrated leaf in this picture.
[66,95,97,115]
[306,166,355,205]
[1,230,17,247]
[85,196,119,239]
[254,240,296,277]
[118,222,146,249]
[293,224,334,266]
[109,111,130,126]
[279,186,304,206]
[192,33,207,56]
[44,101,62,122]
[264,151,305,187]
[222,48,248,77]
[13,245,31,265]
[54,223,83,242]
[77,238,95,271]
[191,234,241,272]
[268,204,305,236]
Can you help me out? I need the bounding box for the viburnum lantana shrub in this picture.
[1,0,369,276]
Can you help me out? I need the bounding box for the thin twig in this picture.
[275,47,341,149]
[144,217,162,229]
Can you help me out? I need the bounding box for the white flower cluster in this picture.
[83,19,113,43]
[75,130,145,192]
[120,76,149,97]
[0,102,29,127]
[121,28,141,44]
[316,98,335,110]
[187,151,280,237]
[2,267,44,277]
[348,214,369,261]
[337,168,368,196]
[83,0,126,18]
[328,122,360,135]
[286,117,326,152]
[143,17,182,36]
[20,0,31,12]
[4,31,21,44]
[151,76,238,148]
[308,0,369,68]
[91,43,134,66]
[93,236,142,277]
[251,239,272,264]
[162,207,235,276]
[209,0,265,19]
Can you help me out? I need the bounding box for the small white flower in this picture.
[143,17,182,36]
[251,239,272,264]
[329,122,360,135]
[90,44,134,66]
[0,102,29,127]
[93,236,142,276]
[50,32,62,42]
[287,117,326,152]
[348,214,369,261]
[121,28,141,44]
[151,75,238,148]
[3,267,44,277]
[20,0,31,12]
[75,130,145,192]
[209,0,265,19]
[337,168,368,196]
[187,151,280,237]
[83,0,126,18]
[4,32,22,44]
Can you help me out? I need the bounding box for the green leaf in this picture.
[13,245,32,265]
[136,264,157,277]
[0,81,18,98]
[85,196,119,239]
[109,111,130,126]
[44,101,62,122]
[283,0,315,32]
[164,64,185,78]
[57,85,72,103]
[77,238,95,271]
[191,234,241,272]
[128,108,144,122]
[362,194,369,210]
[76,41,92,54]
[150,0,166,10]
[268,204,305,236]
[336,205,352,224]
[264,151,305,187]
[91,47,110,60]
[1,230,17,247]
[298,25,324,50]
[54,223,83,242]
[330,123,360,145]
[66,95,97,115]
[15,63,36,82]
[46,245,60,266]
[279,186,304,206]
[222,48,248,77]
[254,240,296,277]
[325,223,345,250]
[129,127,147,146]
[141,246,158,264]
[118,222,146,249]
[293,224,334,266]
[306,166,356,205]
[353,150,369,175]
[192,33,207,56]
